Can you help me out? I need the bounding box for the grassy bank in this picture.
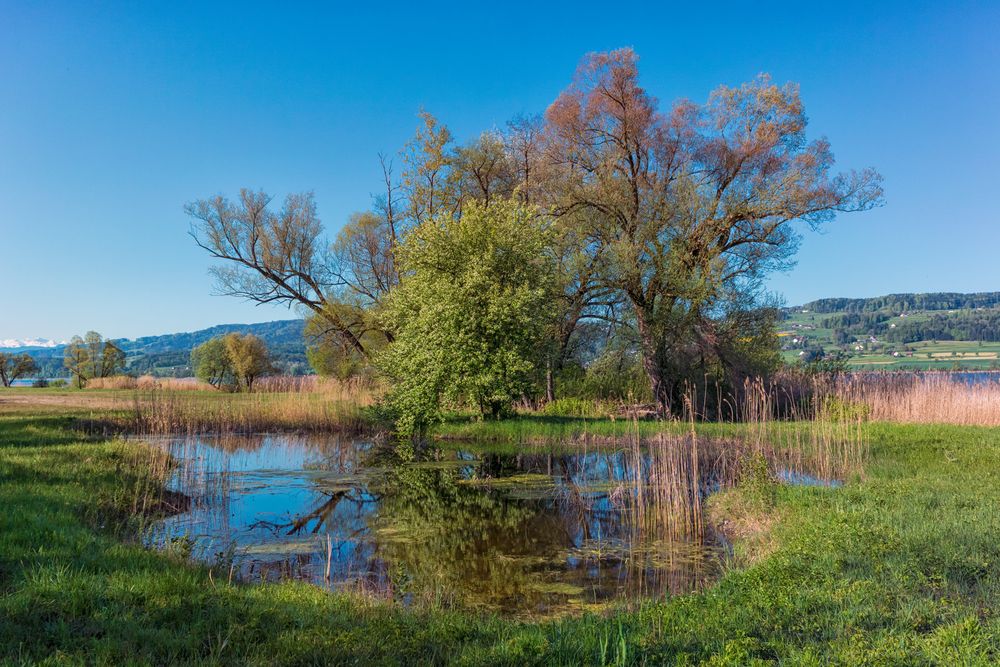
[3,413,1000,663]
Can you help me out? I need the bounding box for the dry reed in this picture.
[87,375,212,391]
[619,381,868,550]
[835,372,1000,426]
[122,377,379,434]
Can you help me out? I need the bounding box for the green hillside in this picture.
[782,292,1000,370]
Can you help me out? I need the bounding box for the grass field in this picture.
[836,341,1000,370]
[4,401,1000,663]
[780,308,1000,370]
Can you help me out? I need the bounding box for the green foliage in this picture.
[191,337,233,389]
[378,199,555,434]
[715,306,784,383]
[802,352,850,377]
[0,352,39,387]
[576,348,651,402]
[805,291,1000,314]
[737,453,776,511]
[223,332,272,392]
[303,308,383,380]
[191,333,272,391]
[820,396,871,422]
[63,331,125,388]
[540,397,610,418]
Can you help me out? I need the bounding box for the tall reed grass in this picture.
[122,377,378,434]
[834,372,1000,426]
[616,381,867,555]
[86,375,210,390]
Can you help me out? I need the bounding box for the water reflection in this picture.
[147,434,726,616]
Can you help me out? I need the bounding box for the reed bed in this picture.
[834,372,1000,426]
[740,379,868,483]
[122,377,379,434]
[616,382,868,551]
[87,375,210,390]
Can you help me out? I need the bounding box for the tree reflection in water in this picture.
[147,435,724,616]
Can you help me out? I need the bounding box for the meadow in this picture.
[3,375,1000,663]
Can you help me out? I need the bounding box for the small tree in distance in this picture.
[0,353,40,387]
[63,332,126,388]
[224,333,272,392]
[191,333,272,392]
[190,337,234,389]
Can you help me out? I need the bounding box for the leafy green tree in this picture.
[223,333,273,392]
[63,332,125,388]
[191,337,234,389]
[192,333,272,391]
[378,199,555,434]
[0,353,39,387]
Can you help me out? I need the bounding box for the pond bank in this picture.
[2,414,999,663]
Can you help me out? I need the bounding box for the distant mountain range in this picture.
[0,338,66,350]
[7,320,308,378]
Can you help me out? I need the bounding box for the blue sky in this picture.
[1,1,997,340]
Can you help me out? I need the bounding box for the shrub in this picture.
[540,397,609,418]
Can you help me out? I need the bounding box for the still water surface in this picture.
[147,434,726,616]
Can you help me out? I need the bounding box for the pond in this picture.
[145,434,732,617]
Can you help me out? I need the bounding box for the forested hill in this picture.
[121,320,304,355]
[801,292,1000,314]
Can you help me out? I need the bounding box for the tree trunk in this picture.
[635,309,672,417]
[545,357,555,403]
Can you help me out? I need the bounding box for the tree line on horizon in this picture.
[186,48,883,433]
[800,292,1000,314]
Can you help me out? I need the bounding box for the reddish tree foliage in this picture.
[541,48,883,412]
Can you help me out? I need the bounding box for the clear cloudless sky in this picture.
[1,1,998,341]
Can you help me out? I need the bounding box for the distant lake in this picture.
[841,370,1000,387]
[8,378,69,387]
[949,371,1000,385]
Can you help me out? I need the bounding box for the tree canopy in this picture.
[539,49,882,410]
[189,48,882,425]
[377,199,555,434]
[0,353,39,387]
[191,333,272,391]
[63,332,125,388]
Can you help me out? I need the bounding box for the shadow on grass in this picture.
[0,414,88,449]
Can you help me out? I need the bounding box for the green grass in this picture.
[434,413,691,443]
[3,412,1000,663]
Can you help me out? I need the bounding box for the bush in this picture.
[540,397,610,418]
[579,349,650,402]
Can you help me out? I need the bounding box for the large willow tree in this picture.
[540,49,883,412]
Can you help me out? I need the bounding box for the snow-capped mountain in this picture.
[0,338,65,349]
